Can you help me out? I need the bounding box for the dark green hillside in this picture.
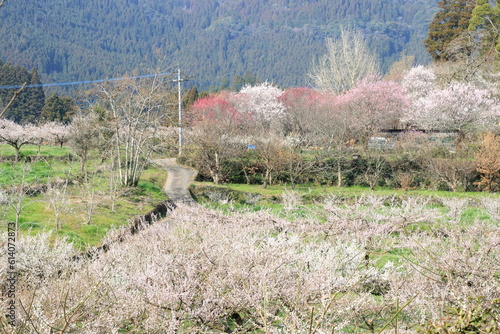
[0,0,437,91]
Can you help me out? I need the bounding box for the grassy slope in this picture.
[0,145,168,249]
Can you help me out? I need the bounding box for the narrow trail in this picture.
[152,158,198,205]
[77,159,197,260]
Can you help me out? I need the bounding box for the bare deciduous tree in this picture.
[96,75,168,187]
[45,179,70,231]
[309,28,380,93]
[255,135,292,188]
[362,154,390,190]
[81,175,99,225]
[68,113,101,174]
[2,163,33,232]
[428,157,476,192]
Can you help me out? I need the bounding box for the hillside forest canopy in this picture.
[0,0,437,91]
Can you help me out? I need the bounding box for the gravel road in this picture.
[152,158,197,205]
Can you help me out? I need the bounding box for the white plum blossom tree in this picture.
[402,65,437,101]
[0,119,36,160]
[423,83,498,133]
[43,121,71,148]
[403,66,499,134]
[235,82,285,131]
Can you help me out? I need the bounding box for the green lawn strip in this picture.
[4,192,164,249]
[1,157,169,249]
[191,182,499,224]
[192,182,499,203]
[0,144,74,158]
[0,159,79,186]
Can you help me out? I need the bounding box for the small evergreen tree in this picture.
[24,67,45,123]
[182,86,199,109]
[231,75,245,91]
[41,94,76,123]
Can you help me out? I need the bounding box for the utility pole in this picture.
[174,69,184,156]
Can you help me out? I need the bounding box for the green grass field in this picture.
[0,144,168,249]
[195,181,499,200]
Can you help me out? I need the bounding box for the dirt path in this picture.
[152,158,198,205]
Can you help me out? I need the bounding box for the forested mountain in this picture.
[0,0,437,91]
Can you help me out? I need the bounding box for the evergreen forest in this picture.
[0,0,437,90]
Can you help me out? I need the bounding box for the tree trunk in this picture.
[243,168,250,185]
[337,158,342,187]
[263,169,270,188]
[15,148,21,162]
[213,152,221,184]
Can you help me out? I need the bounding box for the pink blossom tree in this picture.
[338,77,409,143]
[279,87,332,143]
[188,91,244,127]
[187,92,248,184]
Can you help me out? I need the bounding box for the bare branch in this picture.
[0,82,27,119]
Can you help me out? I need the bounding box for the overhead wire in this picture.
[0,71,173,90]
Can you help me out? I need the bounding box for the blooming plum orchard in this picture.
[6,196,499,333]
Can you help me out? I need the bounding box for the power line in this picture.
[0,71,173,90]
[0,70,238,92]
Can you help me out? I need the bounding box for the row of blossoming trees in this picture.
[0,66,499,191]
[0,76,174,187]
[184,65,500,191]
